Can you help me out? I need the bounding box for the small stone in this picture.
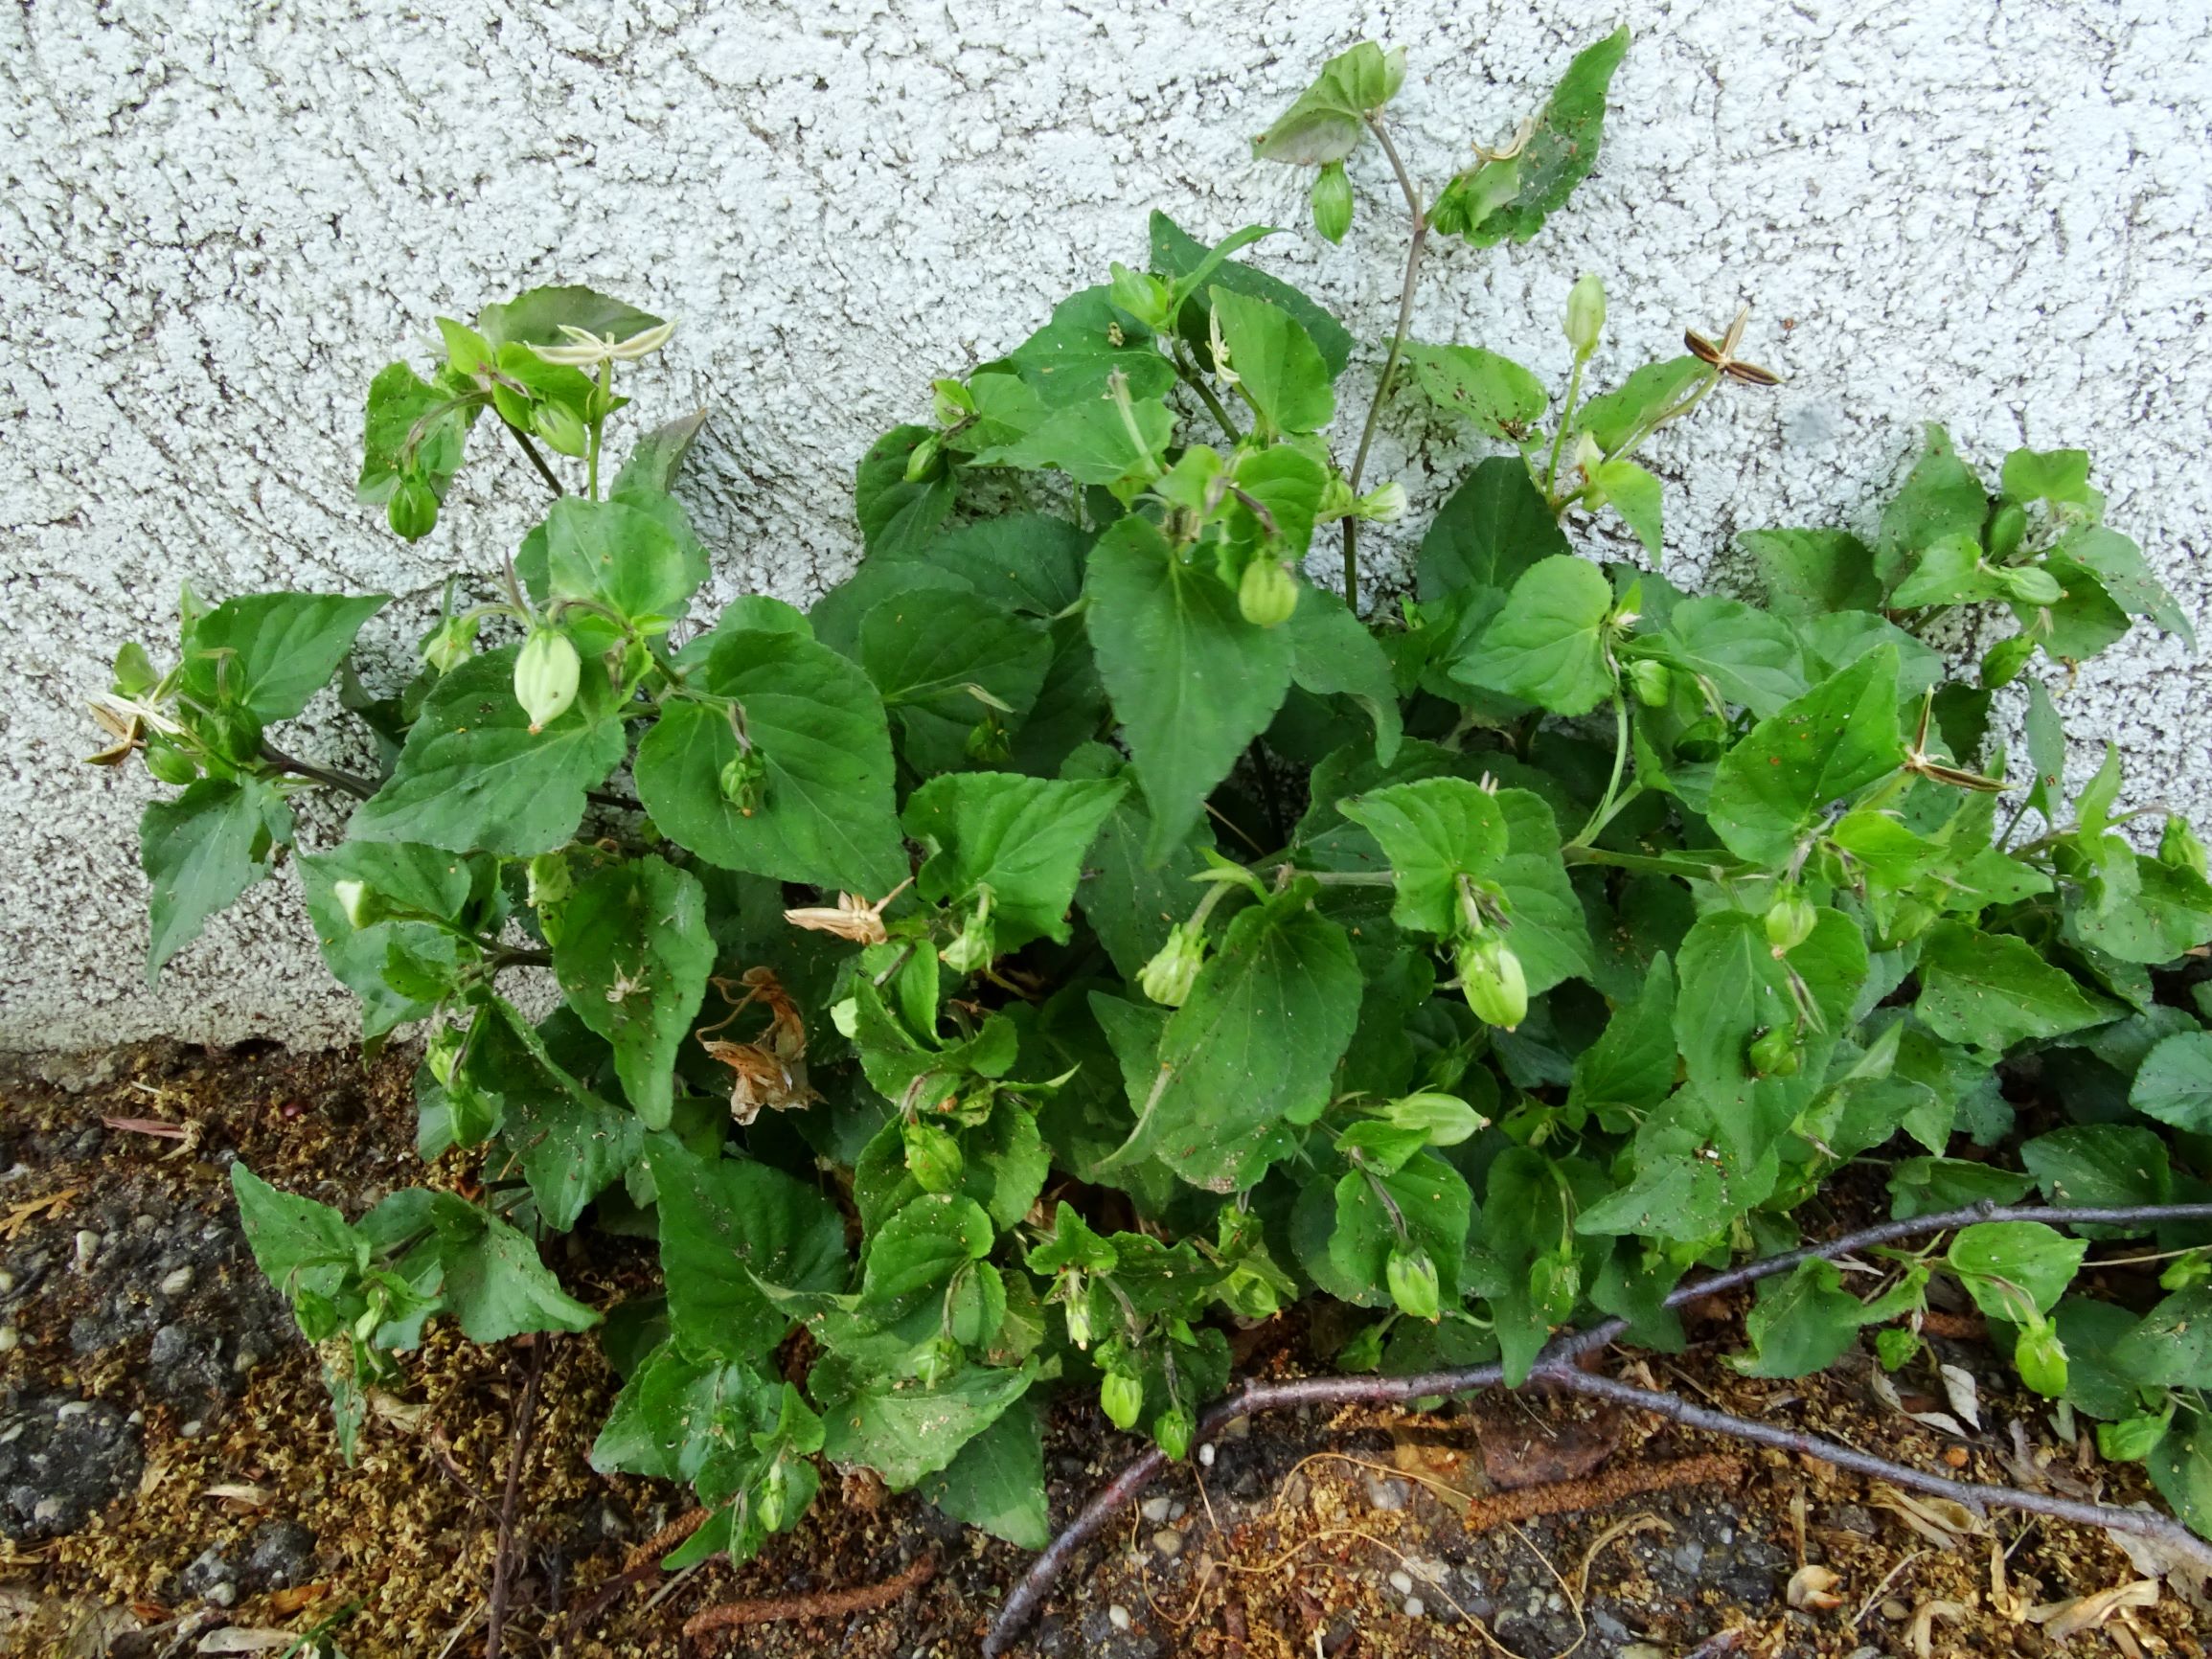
[74,1230,100,1271]
[1152,1529,1182,1558]
[1363,1475,1408,1511]
[1169,1501,1185,1520]
[32,1497,64,1524]
[0,1329,17,1352]
[160,1265,194,1297]
[1223,1416,1250,1440]
[205,1581,237,1608]
[1107,1603,1132,1631]
[179,1420,204,1439]
[132,1213,158,1234]
[1140,1496,1174,1523]
[1403,1598,1426,1619]
[1881,1599,1909,1622]
[56,1401,91,1422]
[0,1268,16,1292]
[1197,1443,1216,1466]
[1389,1570,1415,1595]
[1545,1591,1565,1614]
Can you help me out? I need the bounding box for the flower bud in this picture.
[964,715,1011,764]
[2159,816,2208,879]
[940,918,996,975]
[1563,272,1606,356]
[1748,1024,1801,1079]
[1355,481,1407,522]
[1380,1092,1488,1147]
[1997,562,2063,606]
[2012,1319,2068,1398]
[756,1457,792,1534]
[902,1120,965,1194]
[1152,1405,1196,1461]
[1765,889,1817,955]
[331,879,379,930]
[532,399,589,458]
[1986,500,2027,561]
[386,477,440,541]
[144,742,199,787]
[1238,557,1300,628]
[1386,1245,1442,1322]
[1311,160,1353,244]
[425,1027,465,1088]
[902,431,942,484]
[514,628,582,731]
[1979,633,2035,689]
[1626,658,1673,708]
[718,746,767,816]
[1061,1282,1096,1349]
[1138,922,1206,1007]
[1100,1371,1145,1431]
[930,377,973,426]
[526,851,572,908]
[1454,934,1528,1030]
[422,614,477,675]
[2097,1412,2170,1463]
[1315,472,1357,520]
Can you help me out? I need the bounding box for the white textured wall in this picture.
[4,0,2207,1051]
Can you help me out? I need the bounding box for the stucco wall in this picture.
[4,0,2207,1052]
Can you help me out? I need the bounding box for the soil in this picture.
[0,1040,2203,1659]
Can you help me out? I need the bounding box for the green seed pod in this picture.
[1380,1091,1488,1147]
[1219,1265,1284,1321]
[1238,557,1300,629]
[1100,1371,1145,1432]
[1138,922,1206,1008]
[1527,1249,1580,1325]
[1986,500,2028,561]
[143,741,199,787]
[1997,562,2064,606]
[718,747,767,815]
[939,919,996,975]
[902,431,942,484]
[1152,1405,1196,1462]
[2159,815,2208,879]
[1626,657,1673,708]
[532,399,589,458]
[1454,934,1528,1031]
[1747,1024,1801,1078]
[1311,160,1354,244]
[756,1458,792,1534]
[422,614,477,675]
[425,1027,465,1088]
[513,628,582,731]
[1979,633,2036,689]
[930,377,973,426]
[1764,888,1817,954]
[386,477,440,541]
[526,851,573,909]
[901,1120,965,1194]
[1061,1281,1097,1349]
[1385,1245,1442,1322]
[2096,1412,2171,1463]
[2012,1319,2069,1398]
[1563,272,1607,357]
[1355,481,1407,522]
[331,879,380,930]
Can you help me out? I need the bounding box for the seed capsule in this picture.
[2012,1319,2068,1398]
[532,400,588,458]
[1454,934,1527,1030]
[1311,160,1353,244]
[1764,889,1817,954]
[1626,658,1673,707]
[1386,1246,1442,1322]
[1238,558,1300,628]
[513,628,581,731]
[1563,272,1606,356]
[1748,1024,1801,1078]
[1100,1372,1145,1431]
[1138,922,1206,1007]
[386,477,439,541]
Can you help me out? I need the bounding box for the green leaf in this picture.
[552,855,714,1130]
[2001,446,2092,506]
[1574,357,1707,453]
[1000,287,1178,410]
[1248,41,1401,165]
[610,407,711,503]
[2110,1290,2212,1390]
[2068,856,2212,965]
[357,362,470,504]
[1452,554,1617,716]
[1401,343,1545,440]
[1568,955,1677,1115]
[1589,459,1662,557]
[1339,778,1507,937]
[1706,648,1904,863]
[976,391,1173,489]
[1655,596,1808,718]
[1876,424,1986,589]
[814,1356,1040,1489]
[1443,27,1630,247]
[1947,1222,2085,1320]
[590,1342,773,1484]
[1104,881,1361,1191]
[465,1003,642,1231]
[1889,534,2004,608]
[2061,528,2195,648]
[859,587,1052,768]
[2131,1032,2212,1134]
[1732,1259,1865,1377]
[634,628,907,896]
[142,778,292,980]
[861,1193,995,1306]
[412,1193,600,1342]
[648,1136,849,1364]
[540,497,703,639]
[477,284,663,350]
[299,841,481,1044]
[1208,287,1334,435]
[1285,588,1402,763]
[350,646,624,856]
[855,425,955,557]
[1062,746,1209,980]
[178,594,391,724]
[892,514,1090,618]
[1322,1151,1472,1308]
[1415,456,1570,602]
[1084,514,1294,859]
[916,1399,1049,1549]
[230,1165,365,1306]
[1150,213,1354,379]
[904,771,1128,949]
[1576,1153,1732,1244]
[2149,1414,2212,1538]
[1739,529,1882,621]
[1915,922,2112,1053]
[1492,788,1600,995]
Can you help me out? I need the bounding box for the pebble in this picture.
[0,1268,15,1292]
[160,1265,194,1297]
[1140,1496,1174,1523]
[1363,1475,1409,1511]
[205,1582,238,1608]
[56,1401,91,1422]
[1389,1569,1415,1595]
[33,1496,65,1524]
[1107,1603,1132,1631]
[1170,1501,1185,1521]
[74,1230,100,1271]
[1403,1597,1426,1619]
[1153,1529,1183,1558]
[1546,1591,1565,1614]
[180,1420,204,1439]
[1197,1443,1216,1466]
[0,1328,17,1352]
[132,1213,158,1233]
[1222,1416,1250,1440]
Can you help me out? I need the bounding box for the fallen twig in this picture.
[1460,1453,1745,1534]
[485,1335,548,1659]
[682,1551,935,1643]
[982,1200,2212,1656]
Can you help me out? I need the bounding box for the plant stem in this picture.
[1341,115,1429,615]
[485,1335,548,1659]
[587,362,612,499]
[1173,344,1243,442]
[261,741,376,800]
[506,425,565,499]
[1562,845,1745,880]
[1570,695,1632,848]
[1543,352,1590,500]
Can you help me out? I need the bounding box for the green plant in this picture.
[90,25,2212,1596]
